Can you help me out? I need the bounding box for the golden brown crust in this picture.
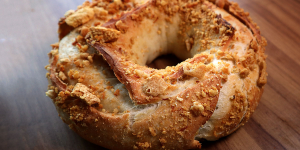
[65,7,95,28]
[57,0,140,40]
[198,0,267,140]
[50,55,67,91]
[87,0,235,105]
[45,0,267,149]
[54,75,221,150]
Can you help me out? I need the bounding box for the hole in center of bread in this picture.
[146,54,182,69]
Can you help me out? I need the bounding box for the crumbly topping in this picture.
[69,105,85,122]
[177,96,184,102]
[115,20,129,33]
[201,90,207,97]
[159,138,167,144]
[60,58,70,64]
[66,7,94,28]
[74,59,83,68]
[58,71,67,81]
[82,60,90,67]
[80,53,89,59]
[183,62,207,79]
[81,26,90,37]
[149,127,157,136]
[50,49,58,56]
[185,38,194,51]
[135,142,151,149]
[239,68,250,78]
[72,83,100,106]
[114,89,120,96]
[190,102,205,116]
[87,55,93,63]
[94,21,101,27]
[208,87,218,97]
[68,69,79,79]
[93,7,108,20]
[134,69,149,78]
[142,75,169,96]
[89,26,121,43]
[79,45,89,53]
[46,0,267,149]
[214,89,247,138]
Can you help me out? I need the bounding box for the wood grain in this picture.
[0,0,299,149]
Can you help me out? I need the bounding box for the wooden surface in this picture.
[0,0,300,149]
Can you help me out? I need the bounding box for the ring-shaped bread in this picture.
[45,0,267,149]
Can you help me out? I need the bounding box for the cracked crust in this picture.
[45,0,267,149]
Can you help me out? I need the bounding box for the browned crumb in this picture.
[183,62,207,79]
[114,89,120,96]
[66,7,95,28]
[58,71,67,81]
[69,105,84,122]
[239,68,250,78]
[72,83,100,106]
[159,138,167,144]
[136,142,151,149]
[79,45,89,53]
[82,60,90,67]
[94,21,101,26]
[115,20,129,33]
[208,87,218,97]
[89,26,121,43]
[60,58,70,64]
[87,55,93,63]
[94,7,108,20]
[149,127,157,136]
[80,53,89,59]
[190,102,204,116]
[81,26,90,37]
[74,59,83,68]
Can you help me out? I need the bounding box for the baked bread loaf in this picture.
[45,0,267,149]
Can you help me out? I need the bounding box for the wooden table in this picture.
[0,0,299,149]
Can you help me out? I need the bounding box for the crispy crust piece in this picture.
[72,83,101,106]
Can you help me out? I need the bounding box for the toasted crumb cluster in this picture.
[66,7,95,28]
[72,83,101,106]
[89,26,121,43]
[190,102,205,116]
[115,20,129,33]
[183,62,207,79]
